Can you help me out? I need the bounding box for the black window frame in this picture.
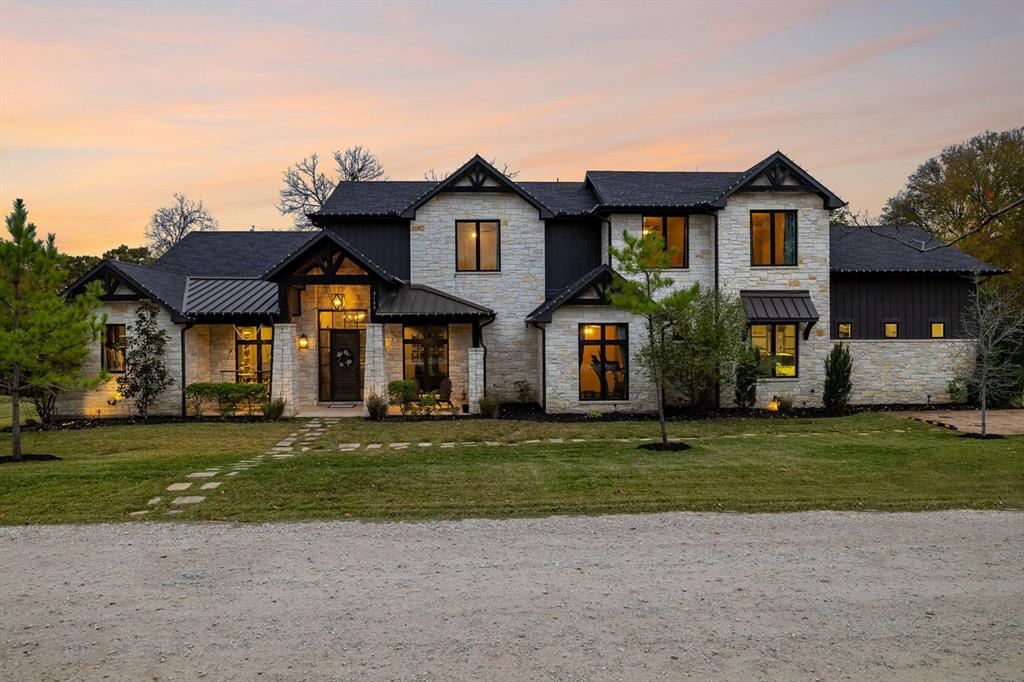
[749,322,800,378]
[749,210,798,266]
[836,320,852,339]
[641,215,689,269]
[234,325,273,393]
[929,320,945,339]
[402,324,450,392]
[455,219,501,273]
[102,323,127,373]
[883,320,899,339]
[578,323,629,401]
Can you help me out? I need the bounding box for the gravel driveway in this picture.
[2,511,1021,681]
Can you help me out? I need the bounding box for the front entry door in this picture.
[329,330,361,401]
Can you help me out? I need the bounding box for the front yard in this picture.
[1,411,1021,524]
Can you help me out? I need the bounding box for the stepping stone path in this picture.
[129,417,327,518]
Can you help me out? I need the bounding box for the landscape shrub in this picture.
[478,395,499,418]
[183,382,266,418]
[366,392,388,421]
[261,398,286,420]
[823,343,853,414]
[775,394,795,414]
[947,378,968,404]
[419,391,437,415]
[513,380,535,403]
[734,345,759,409]
[183,382,216,418]
[387,379,418,415]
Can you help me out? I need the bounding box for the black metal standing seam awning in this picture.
[740,290,820,339]
[375,284,494,322]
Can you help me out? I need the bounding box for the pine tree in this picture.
[0,199,104,460]
[116,302,172,419]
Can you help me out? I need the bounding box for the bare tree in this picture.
[959,284,1024,436]
[145,193,217,255]
[335,145,386,181]
[424,158,520,182]
[278,154,336,230]
[279,146,386,229]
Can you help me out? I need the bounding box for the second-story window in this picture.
[751,210,797,266]
[642,216,687,268]
[456,220,500,272]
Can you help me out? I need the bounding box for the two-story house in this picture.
[63,152,1003,417]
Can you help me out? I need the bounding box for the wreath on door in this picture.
[335,348,354,368]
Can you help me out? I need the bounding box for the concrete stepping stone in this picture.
[301,446,311,452]
[571,439,587,443]
[167,482,192,491]
[548,438,564,443]
[165,509,183,515]
[171,496,205,505]
[147,497,162,505]
[418,442,432,448]
[226,471,239,477]
[441,442,455,448]
[390,442,409,449]
[485,441,500,446]
[187,471,218,478]
[366,444,382,450]
[524,439,541,444]
[272,454,294,459]
[200,482,221,490]
[129,510,149,517]
[338,443,360,450]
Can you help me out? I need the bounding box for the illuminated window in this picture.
[883,322,899,339]
[837,321,852,339]
[456,220,500,272]
[930,322,945,338]
[404,326,448,391]
[235,326,273,390]
[579,324,628,401]
[750,323,798,377]
[751,211,797,266]
[102,324,126,373]
[642,216,687,268]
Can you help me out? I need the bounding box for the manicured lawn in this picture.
[0,412,1021,524]
[0,398,36,428]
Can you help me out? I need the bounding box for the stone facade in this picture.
[543,305,657,414]
[607,212,716,291]
[844,339,972,404]
[270,323,298,415]
[411,192,545,400]
[56,295,183,418]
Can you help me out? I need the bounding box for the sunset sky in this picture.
[2,0,1022,255]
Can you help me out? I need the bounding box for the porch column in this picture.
[271,323,299,416]
[363,322,387,401]
[467,346,485,415]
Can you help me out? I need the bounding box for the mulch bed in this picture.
[637,442,692,452]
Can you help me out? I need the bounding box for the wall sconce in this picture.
[297,334,309,350]
[106,398,118,407]
[331,293,345,310]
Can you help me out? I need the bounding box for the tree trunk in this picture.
[11,365,22,461]
[648,319,668,445]
[980,383,987,437]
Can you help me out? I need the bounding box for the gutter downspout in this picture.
[529,321,547,412]
[478,315,496,398]
[180,322,194,418]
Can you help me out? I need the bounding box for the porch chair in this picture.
[437,378,454,412]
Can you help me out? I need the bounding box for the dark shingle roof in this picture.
[109,261,188,313]
[584,171,743,208]
[830,225,1005,275]
[318,181,436,216]
[518,182,599,215]
[526,264,616,323]
[182,277,279,316]
[377,284,493,319]
[153,231,316,277]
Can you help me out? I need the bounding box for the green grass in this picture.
[0,398,36,428]
[1,412,1021,524]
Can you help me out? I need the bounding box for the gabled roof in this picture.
[518,181,600,216]
[400,155,553,219]
[830,225,1006,275]
[182,277,279,317]
[526,264,617,323]
[584,171,743,209]
[262,230,403,283]
[377,284,493,320]
[153,231,317,277]
[711,151,846,209]
[66,260,188,317]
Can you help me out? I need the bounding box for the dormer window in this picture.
[642,216,687,268]
[750,210,797,266]
[456,220,500,272]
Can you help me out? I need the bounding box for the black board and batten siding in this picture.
[544,218,603,298]
[830,274,975,339]
[321,218,411,281]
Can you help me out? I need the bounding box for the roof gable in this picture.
[66,260,187,317]
[400,155,553,219]
[262,230,402,283]
[526,264,617,323]
[713,151,846,209]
